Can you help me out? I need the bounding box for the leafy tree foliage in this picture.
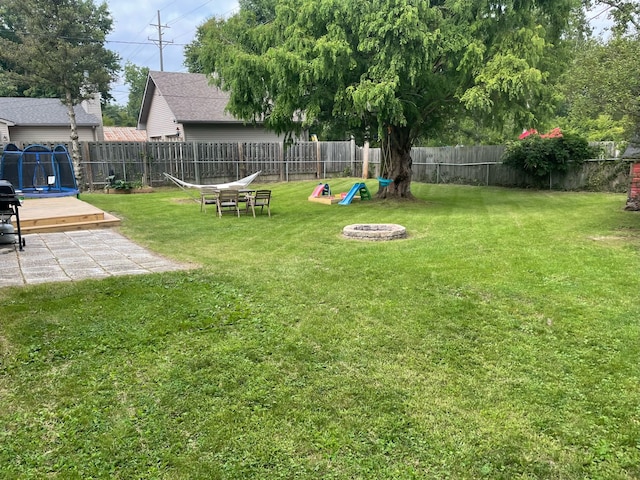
[586,0,640,35]
[502,131,597,183]
[101,64,149,128]
[584,0,640,160]
[123,62,149,124]
[555,37,639,141]
[0,0,120,187]
[102,103,136,127]
[188,0,581,197]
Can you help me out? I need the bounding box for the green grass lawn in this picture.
[1,180,639,479]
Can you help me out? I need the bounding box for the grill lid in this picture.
[0,180,18,198]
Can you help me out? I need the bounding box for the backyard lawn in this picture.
[1,180,639,479]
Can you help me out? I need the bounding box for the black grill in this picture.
[0,180,24,250]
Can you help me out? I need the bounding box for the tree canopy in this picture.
[188,0,582,197]
[123,62,149,124]
[555,36,640,141]
[0,0,120,186]
[102,63,150,127]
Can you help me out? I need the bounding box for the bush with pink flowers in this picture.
[502,128,598,182]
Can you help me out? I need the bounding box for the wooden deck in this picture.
[17,197,121,234]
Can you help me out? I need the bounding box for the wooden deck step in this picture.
[21,213,121,234]
[21,211,105,228]
[17,196,121,234]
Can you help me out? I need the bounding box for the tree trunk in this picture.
[64,90,83,191]
[376,125,413,199]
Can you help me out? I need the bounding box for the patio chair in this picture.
[200,187,218,213]
[249,189,271,217]
[216,189,240,217]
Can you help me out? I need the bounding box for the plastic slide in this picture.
[338,183,363,205]
[311,183,328,197]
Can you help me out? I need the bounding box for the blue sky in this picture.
[105,0,239,105]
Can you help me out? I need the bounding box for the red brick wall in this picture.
[631,163,640,199]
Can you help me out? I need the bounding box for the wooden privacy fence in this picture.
[2,140,627,192]
[81,141,633,192]
[82,140,361,189]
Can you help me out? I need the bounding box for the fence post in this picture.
[192,142,200,184]
[141,144,149,187]
[238,142,244,180]
[240,142,247,178]
[363,141,370,179]
[122,155,128,182]
[316,141,322,179]
[82,142,94,190]
[350,137,356,176]
[279,142,285,181]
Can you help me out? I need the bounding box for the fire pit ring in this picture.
[342,223,407,241]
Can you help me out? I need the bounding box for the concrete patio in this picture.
[0,229,190,287]
[1,196,191,287]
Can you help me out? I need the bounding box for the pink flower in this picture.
[518,127,563,140]
[518,129,538,139]
[540,127,563,139]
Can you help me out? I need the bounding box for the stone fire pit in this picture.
[342,224,407,241]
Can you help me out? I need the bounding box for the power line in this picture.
[115,12,158,64]
[587,5,613,21]
[167,0,215,26]
[149,10,174,71]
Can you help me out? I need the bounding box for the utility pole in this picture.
[149,10,173,71]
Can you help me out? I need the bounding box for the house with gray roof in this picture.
[0,96,103,144]
[138,71,288,142]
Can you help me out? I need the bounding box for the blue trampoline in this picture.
[0,143,79,197]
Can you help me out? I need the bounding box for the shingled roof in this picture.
[139,71,240,124]
[103,126,148,142]
[0,97,100,126]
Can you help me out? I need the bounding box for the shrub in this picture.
[107,179,142,190]
[502,131,598,178]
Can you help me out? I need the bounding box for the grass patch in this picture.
[1,180,639,478]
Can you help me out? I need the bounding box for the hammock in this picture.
[163,171,261,190]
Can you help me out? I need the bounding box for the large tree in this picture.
[587,0,640,148]
[123,62,149,124]
[555,36,640,141]
[188,0,580,198]
[0,0,120,188]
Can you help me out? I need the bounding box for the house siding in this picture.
[9,126,98,143]
[146,93,180,141]
[0,122,9,142]
[81,96,104,141]
[184,123,282,143]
